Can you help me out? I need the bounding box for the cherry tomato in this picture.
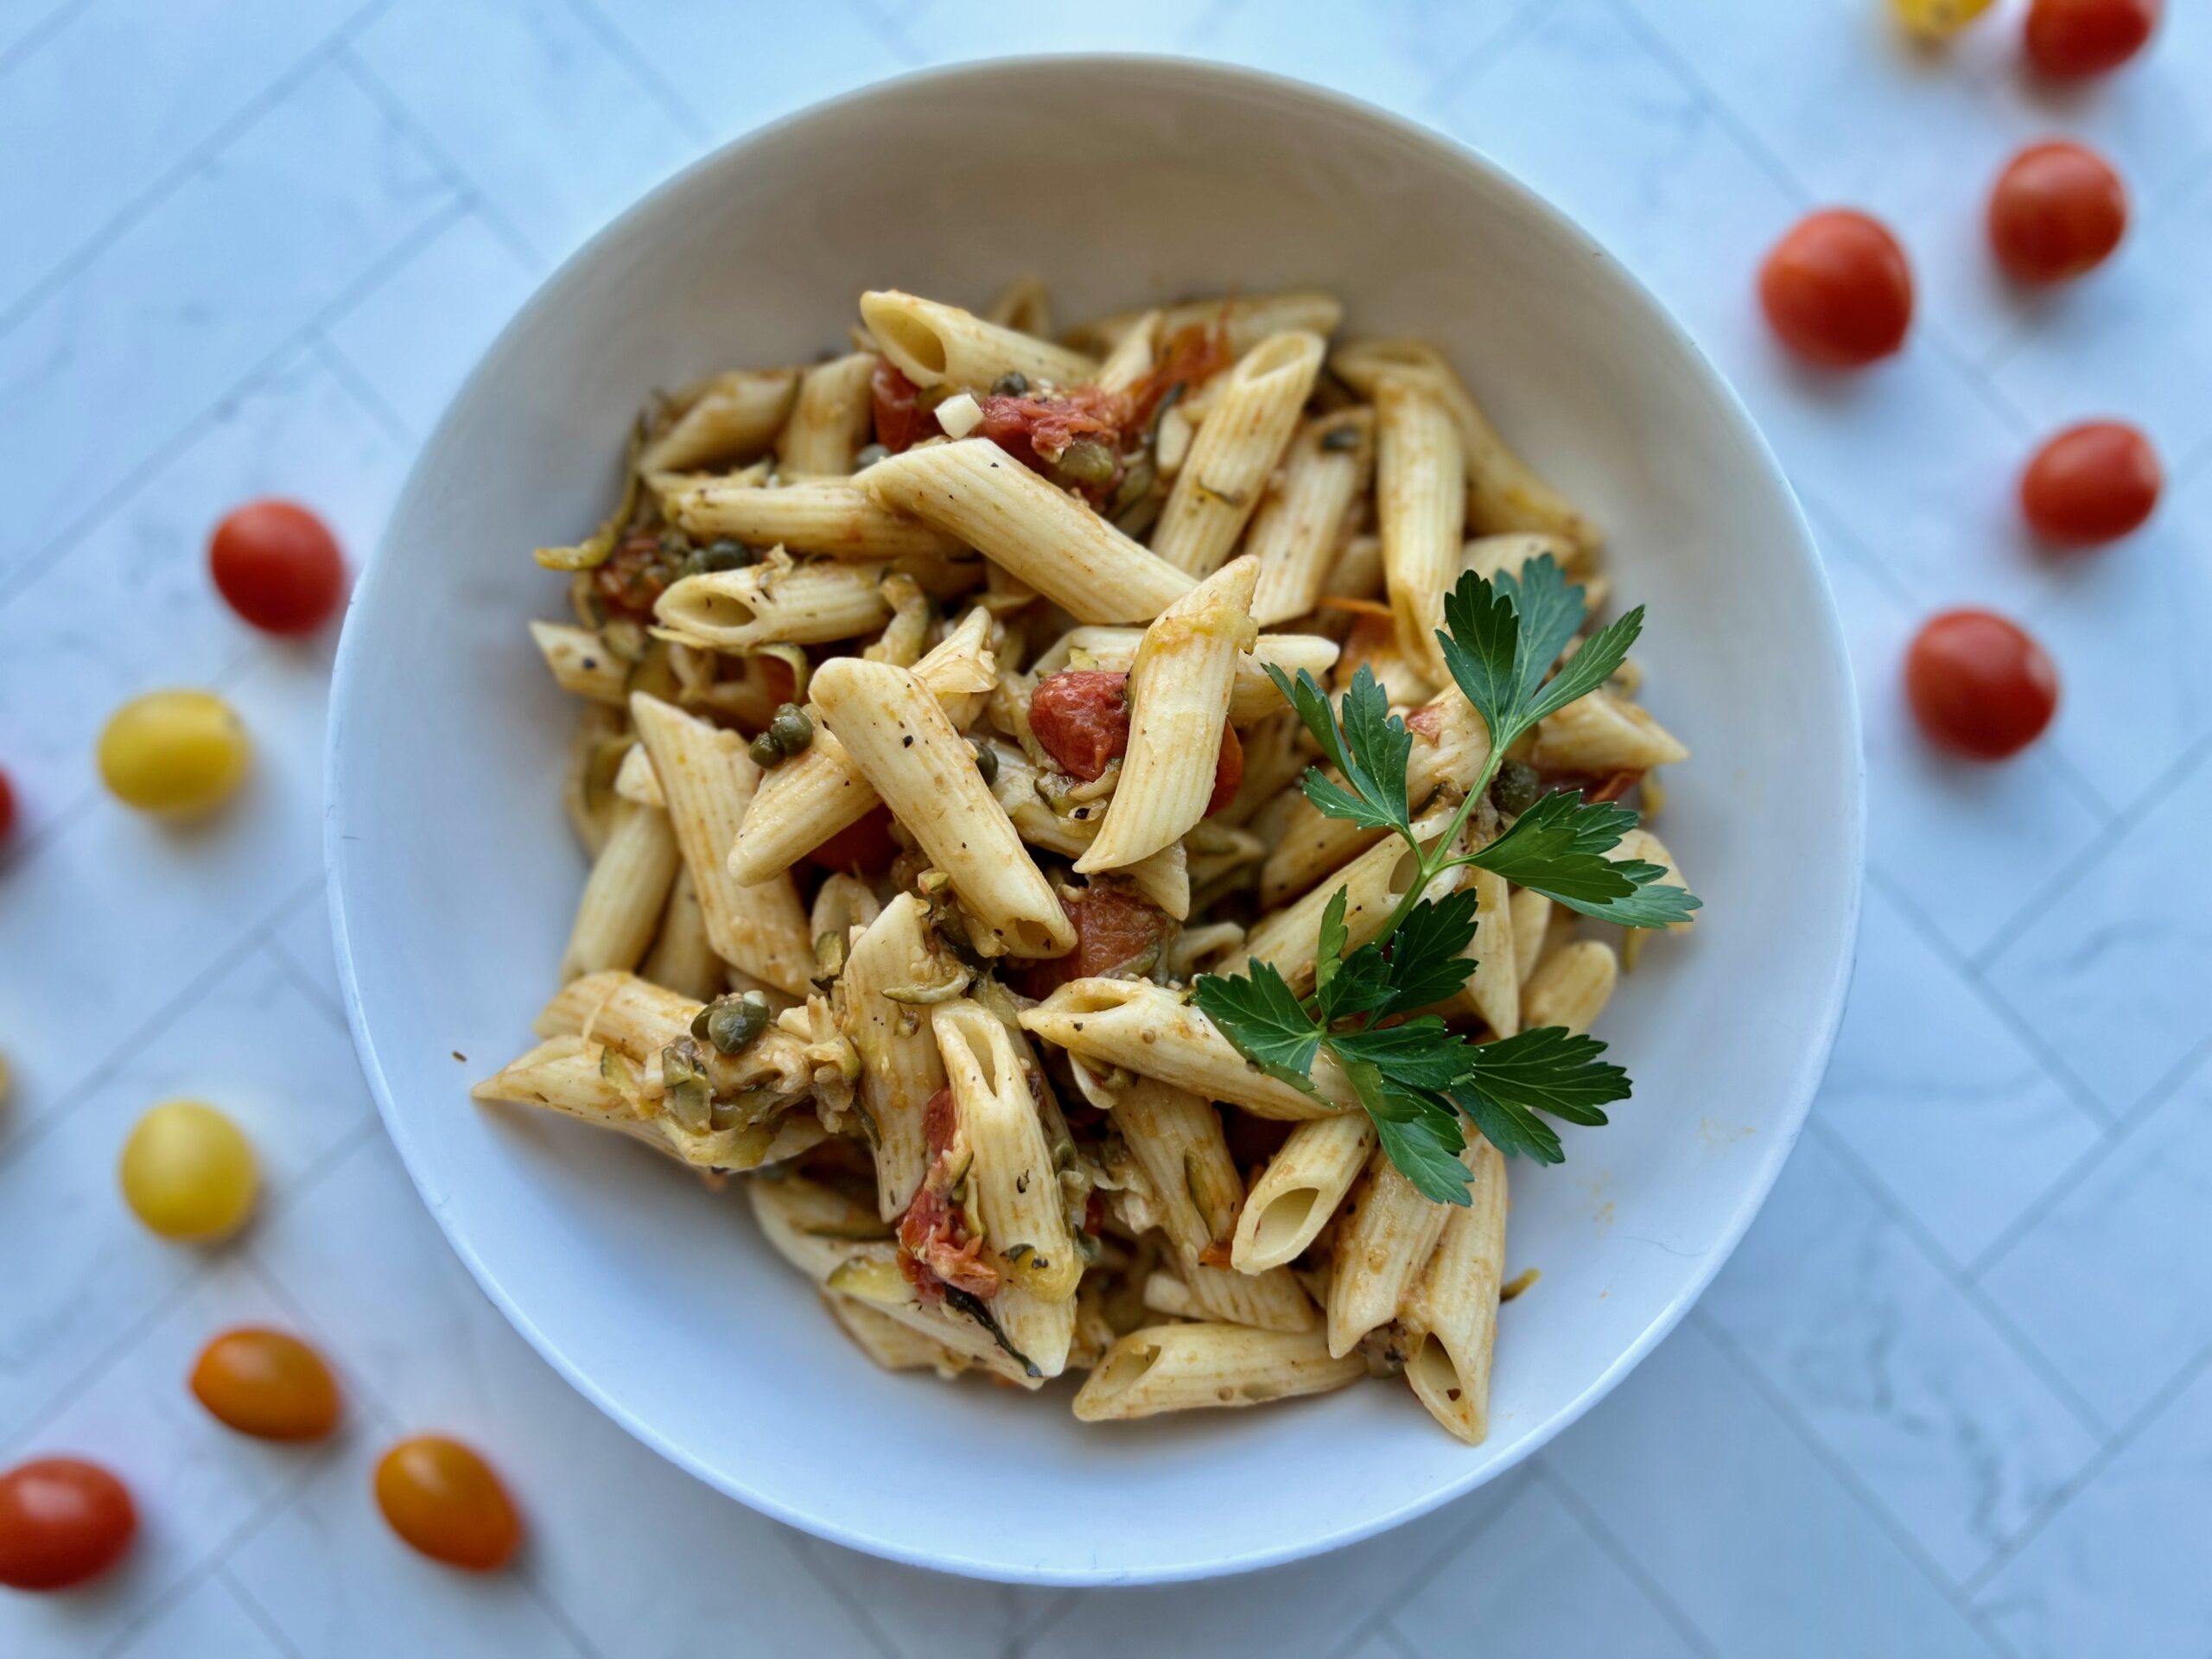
[870,359,931,454]
[2024,0,2158,78]
[119,1100,258,1240]
[0,766,15,844]
[805,803,899,875]
[190,1329,341,1441]
[98,690,250,816]
[1989,143,2127,283]
[2021,421,2160,544]
[374,1437,521,1572]
[1758,210,1914,369]
[208,500,347,634]
[1906,611,2059,760]
[1891,0,1996,37]
[0,1459,136,1592]
[1013,885,1173,999]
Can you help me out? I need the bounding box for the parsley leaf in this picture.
[1446,1080,1566,1166]
[1268,664,1409,836]
[1340,1059,1471,1206]
[1192,963,1320,1090]
[1459,1027,1630,1128]
[1330,1018,1472,1090]
[1313,887,1349,1008]
[1527,604,1643,728]
[1373,889,1482,1014]
[1470,791,1701,928]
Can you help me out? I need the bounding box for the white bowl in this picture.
[327,57,1862,1586]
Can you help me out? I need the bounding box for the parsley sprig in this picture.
[1194,556,1700,1203]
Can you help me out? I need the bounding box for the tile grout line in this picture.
[1313,1468,1540,1659]
[1535,1461,1723,1658]
[1372,1621,1426,1659]
[1803,1115,2113,1445]
[308,326,418,452]
[0,0,397,344]
[0,0,92,79]
[212,1560,308,1659]
[1686,1310,2023,1659]
[0,196,467,613]
[777,1536,909,1659]
[562,0,716,147]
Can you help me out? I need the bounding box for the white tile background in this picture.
[1,1,2205,1653]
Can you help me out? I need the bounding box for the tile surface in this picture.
[1,1,2204,1654]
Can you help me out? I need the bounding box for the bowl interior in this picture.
[329,58,1860,1585]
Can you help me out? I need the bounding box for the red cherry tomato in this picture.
[870,359,931,454]
[374,1436,521,1572]
[190,1328,342,1441]
[0,767,15,844]
[209,500,347,634]
[1758,210,1914,368]
[2022,421,2160,544]
[805,803,899,874]
[1989,143,2127,283]
[2024,0,2158,77]
[1906,611,2059,760]
[0,1458,137,1592]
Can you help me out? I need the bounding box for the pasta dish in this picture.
[474,281,1698,1442]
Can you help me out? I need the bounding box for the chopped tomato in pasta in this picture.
[897,1087,1000,1304]
[1014,886,1172,999]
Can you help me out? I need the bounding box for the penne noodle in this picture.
[612,741,664,808]
[667,476,960,561]
[777,353,878,475]
[1375,375,1466,685]
[1510,887,1554,983]
[1231,1114,1376,1274]
[1028,626,1338,726]
[982,273,1052,339]
[1455,865,1519,1036]
[639,368,798,474]
[728,608,995,885]
[639,867,722,1003]
[861,289,1096,391]
[934,1001,1079,1300]
[1111,1077,1315,1332]
[1151,331,1324,576]
[1614,826,1694,935]
[629,694,813,995]
[1072,1324,1365,1421]
[863,439,1194,624]
[1402,1140,1509,1445]
[560,800,681,980]
[1334,338,1599,556]
[1245,807,1467,996]
[1020,979,1357,1121]
[530,620,627,705]
[655,554,893,652]
[1142,1268,1203,1321]
[1526,688,1690,774]
[1522,938,1618,1035]
[811,657,1074,958]
[1321,529,1384,603]
[1326,1144,1457,1358]
[837,893,953,1220]
[1077,557,1259,872]
[1094,307,1160,393]
[1249,409,1375,626]
[1067,289,1344,358]
[823,1293,974,1378]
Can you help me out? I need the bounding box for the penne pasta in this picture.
[778,353,878,475]
[639,867,722,1003]
[629,694,813,995]
[1526,687,1690,774]
[639,368,798,474]
[934,1001,1078,1300]
[1028,626,1337,726]
[861,289,1097,391]
[1455,865,1519,1036]
[530,620,627,705]
[1375,374,1467,685]
[1326,1143,1457,1358]
[1231,1114,1377,1274]
[1077,556,1259,873]
[612,741,665,808]
[666,476,962,561]
[654,554,893,652]
[863,439,1194,624]
[559,800,681,980]
[1402,1140,1509,1445]
[1614,826,1694,935]
[836,893,953,1220]
[1151,331,1324,576]
[1522,938,1618,1035]
[1067,289,1344,358]
[823,1293,974,1379]
[1072,1324,1365,1421]
[1094,307,1160,393]
[1510,887,1554,984]
[1249,409,1375,626]
[982,273,1052,338]
[810,657,1074,958]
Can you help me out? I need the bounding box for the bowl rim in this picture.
[327,50,1866,1586]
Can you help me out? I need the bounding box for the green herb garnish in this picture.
[1194,556,1699,1204]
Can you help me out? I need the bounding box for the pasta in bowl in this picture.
[328,57,1859,1583]
[476,281,1700,1440]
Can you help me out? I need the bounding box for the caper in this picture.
[1319,424,1360,453]
[969,738,999,785]
[767,702,814,757]
[693,989,772,1055]
[1492,759,1545,817]
[1056,437,1117,486]
[697,537,753,574]
[853,443,890,470]
[748,732,785,770]
[991,371,1030,397]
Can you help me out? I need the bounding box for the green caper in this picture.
[1492,759,1545,817]
[1056,437,1116,486]
[748,732,785,770]
[692,989,772,1055]
[768,702,814,757]
[969,739,999,786]
[990,371,1030,397]
[696,537,753,575]
[853,443,890,470]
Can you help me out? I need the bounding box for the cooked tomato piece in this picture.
[1014,886,1172,998]
[1404,703,1446,742]
[1030,671,1133,780]
[1207,721,1244,817]
[897,1087,999,1304]
[1127,319,1234,427]
[871,359,931,454]
[806,804,898,874]
[589,531,683,623]
[978,385,1128,467]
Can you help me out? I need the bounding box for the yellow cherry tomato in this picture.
[97,690,250,815]
[118,1100,257,1240]
[1891,0,1997,37]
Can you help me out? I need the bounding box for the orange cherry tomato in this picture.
[190,1328,342,1441]
[374,1436,521,1571]
[1906,611,2059,760]
[209,499,347,635]
[2024,0,2158,78]
[1989,143,2127,283]
[1758,210,1914,368]
[2022,421,2160,544]
[0,1458,137,1592]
